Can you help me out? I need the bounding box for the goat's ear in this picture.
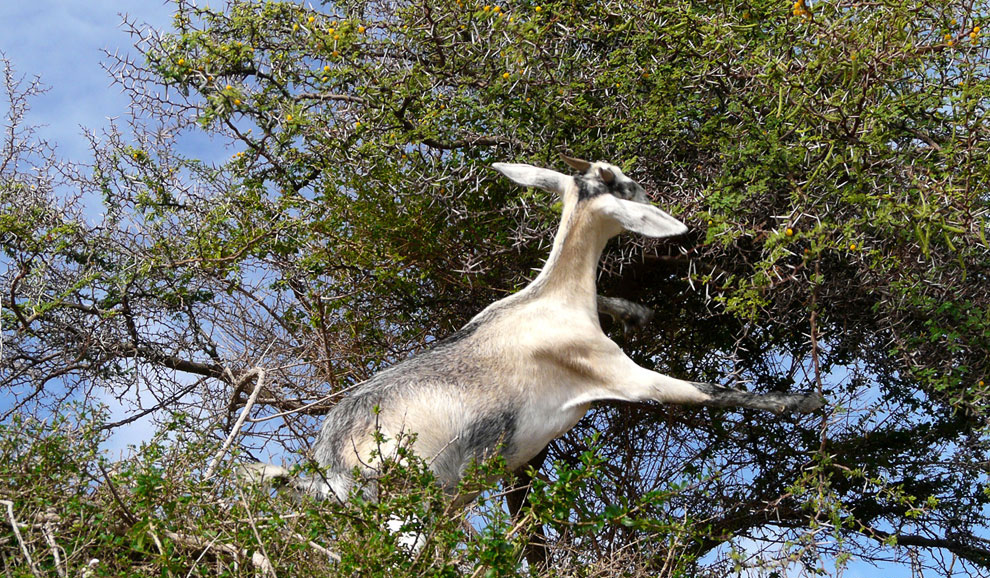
[491,163,569,194]
[599,195,689,238]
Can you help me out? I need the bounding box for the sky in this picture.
[0,1,178,455]
[0,0,174,162]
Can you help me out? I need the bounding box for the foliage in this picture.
[2,0,990,575]
[0,410,691,576]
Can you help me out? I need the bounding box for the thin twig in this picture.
[205,368,266,479]
[41,509,67,578]
[236,485,276,577]
[2,499,40,577]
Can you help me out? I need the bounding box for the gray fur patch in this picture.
[465,410,516,460]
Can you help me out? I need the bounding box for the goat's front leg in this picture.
[565,341,824,414]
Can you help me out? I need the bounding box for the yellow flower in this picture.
[355,121,361,128]
[293,23,299,31]
[233,99,241,105]
[328,27,335,34]
[849,243,857,250]
[785,227,794,237]
[494,5,501,12]
[535,6,542,12]
[308,16,315,23]
[483,5,490,12]
[324,65,331,72]
[358,25,366,33]
[503,72,511,79]
[287,114,294,121]
[226,84,233,91]
[948,39,955,47]
[975,26,982,33]
[177,58,185,66]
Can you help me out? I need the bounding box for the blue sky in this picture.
[0,1,178,455]
[0,0,174,162]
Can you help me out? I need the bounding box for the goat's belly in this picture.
[508,401,590,469]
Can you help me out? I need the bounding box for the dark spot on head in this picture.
[576,176,607,200]
[576,168,646,203]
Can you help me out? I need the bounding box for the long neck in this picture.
[524,202,613,313]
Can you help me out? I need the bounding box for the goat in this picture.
[245,154,823,524]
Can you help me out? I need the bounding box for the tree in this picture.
[2,0,989,576]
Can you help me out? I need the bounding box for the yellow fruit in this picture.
[849,243,857,250]
[785,228,794,236]
[535,6,542,12]
[234,99,241,105]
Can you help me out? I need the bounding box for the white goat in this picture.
[247,155,823,512]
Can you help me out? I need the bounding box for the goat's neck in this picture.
[526,206,611,314]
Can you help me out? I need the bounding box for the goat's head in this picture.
[492,154,688,240]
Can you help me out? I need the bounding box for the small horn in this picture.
[598,167,615,184]
[560,153,592,172]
